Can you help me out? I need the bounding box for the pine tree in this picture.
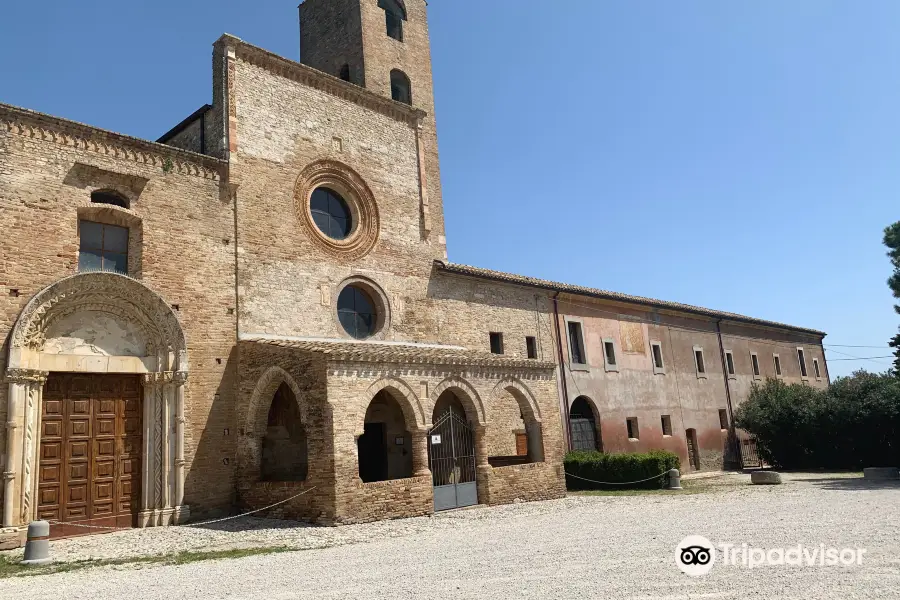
[885,221,900,375]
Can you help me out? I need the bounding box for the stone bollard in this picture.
[863,467,900,481]
[751,471,782,485]
[668,469,683,490]
[21,521,51,566]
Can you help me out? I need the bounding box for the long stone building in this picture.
[0,0,826,546]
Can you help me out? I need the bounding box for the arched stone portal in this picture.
[4,272,188,529]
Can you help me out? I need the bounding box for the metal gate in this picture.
[740,437,763,469]
[428,408,477,511]
[569,417,597,451]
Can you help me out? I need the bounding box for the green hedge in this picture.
[564,450,681,490]
[735,372,900,469]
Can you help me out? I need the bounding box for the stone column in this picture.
[139,373,157,527]
[3,369,47,528]
[473,425,489,467]
[411,429,430,477]
[526,422,545,463]
[173,371,188,524]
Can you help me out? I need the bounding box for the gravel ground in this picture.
[2,472,899,599]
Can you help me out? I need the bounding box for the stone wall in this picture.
[0,103,236,519]
[481,462,567,506]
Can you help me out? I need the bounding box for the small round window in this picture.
[310,187,352,240]
[337,285,377,339]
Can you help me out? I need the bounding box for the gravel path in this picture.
[2,472,899,599]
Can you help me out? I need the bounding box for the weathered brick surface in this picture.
[0,104,237,519]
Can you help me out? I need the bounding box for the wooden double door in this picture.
[37,374,143,538]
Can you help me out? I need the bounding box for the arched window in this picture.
[339,64,351,82]
[390,70,412,105]
[378,0,406,41]
[261,383,308,481]
[569,396,601,452]
[91,190,128,209]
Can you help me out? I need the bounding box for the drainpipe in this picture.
[715,319,739,467]
[553,292,572,450]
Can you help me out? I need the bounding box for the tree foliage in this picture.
[735,373,900,469]
[885,221,900,375]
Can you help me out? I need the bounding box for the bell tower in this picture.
[299,0,446,245]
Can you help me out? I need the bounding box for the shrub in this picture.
[564,449,681,490]
[735,371,900,470]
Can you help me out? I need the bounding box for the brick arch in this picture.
[239,366,308,479]
[431,376,487,427]
[490,377,542,423]
[362,377,427,431]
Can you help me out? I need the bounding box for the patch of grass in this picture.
[0,546,296,579]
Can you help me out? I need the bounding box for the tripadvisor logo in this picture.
[676,536,867,576]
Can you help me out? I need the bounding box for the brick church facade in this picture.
[0,0,826,545]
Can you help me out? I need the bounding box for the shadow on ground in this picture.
[799,477,900,491]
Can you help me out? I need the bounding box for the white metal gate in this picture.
[428,409,477,511]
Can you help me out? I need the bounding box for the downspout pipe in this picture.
[715,319,739,468]
[553,292,572,451]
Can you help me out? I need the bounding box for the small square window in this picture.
[489,332,504,355]
[567,321,587,366]
[603,339,619,372]
[798,348,808,379]
[651,341,665,374]
[694,346,707,378]
[725,350,735,378]
[718,409,729,430]
[661,415,672,436]
[813,358,821,380]
[751,352,761,378]
[774,354,783,377]
[526,336,537,360]
[626,417,639,440]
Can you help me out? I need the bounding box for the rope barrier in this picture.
[48,486,318,533]
[563,469,673,486]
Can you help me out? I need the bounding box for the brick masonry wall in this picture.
[236,342,336,523]
[0,105,237,518]
[481,462,567,506]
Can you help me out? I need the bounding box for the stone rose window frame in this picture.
[294,160,380,261]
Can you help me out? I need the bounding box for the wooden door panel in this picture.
[39,374,142,538]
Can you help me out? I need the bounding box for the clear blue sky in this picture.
[1,1,897,376]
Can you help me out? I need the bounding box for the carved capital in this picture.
[4,368,49,384]
[173,371,188,387]
[2,471,15,481]
[175,459,186,467]
[6,421,18,431]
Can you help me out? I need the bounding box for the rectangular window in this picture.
[751,352,761,378]
[78,220,128,275]
[719,409,729,430]
[813,358,821,379]
[603,339,619,372]
[385,11,403,41]
[798,348,808,378]
[626,417,639,440]
[774,354,783,377]
[489,332,504,355]
[568,321,586,365]
[694,346,707,377]
[661,415,672,436]
[725,350,735,377]
[651,341,665,374]
[526,336,537,360]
